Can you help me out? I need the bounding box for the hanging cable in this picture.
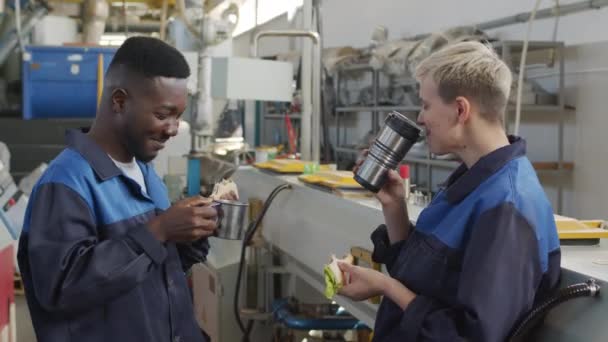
[513,0,542,136]
[234,183,292,342]
[548,0,561,66]
[552,0,561,42]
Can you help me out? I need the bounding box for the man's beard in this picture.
[124,125,155,163]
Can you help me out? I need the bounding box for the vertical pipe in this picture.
[301,0,313,161]
[10,302,16,342]
[159,0,168,40]
[335,112,340,162]
[335,72,341,163]
[558,43,566,169]
[372,70,379,135]
[259,102,266,146]
[192,5,213,153]
[311,35,322,163]
[501,42,511,131]
[557,43,566,214]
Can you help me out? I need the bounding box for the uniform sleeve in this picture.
[19,182,167,314]
[371,224,410,273]
[386,203,546,342]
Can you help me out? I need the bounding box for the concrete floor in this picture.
[15,295,36,342]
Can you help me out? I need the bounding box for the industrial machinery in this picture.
[232,165,608,341]
[0,147,28,270]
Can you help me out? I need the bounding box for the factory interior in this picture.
[2,0,608,341]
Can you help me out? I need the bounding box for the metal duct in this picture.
[104,20,161,33]
[190,4,212,153]
[82,0,109,44]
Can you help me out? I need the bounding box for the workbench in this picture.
[230,166,608,340]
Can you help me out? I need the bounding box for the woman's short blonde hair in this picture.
[415,41,512,124]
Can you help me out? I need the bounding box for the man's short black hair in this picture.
[109,36,190,79]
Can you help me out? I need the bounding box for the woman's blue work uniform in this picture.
[371,137,561,342]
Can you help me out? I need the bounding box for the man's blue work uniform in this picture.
[370,136,561,341]
[18,130,208,342]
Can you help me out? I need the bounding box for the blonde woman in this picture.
[342,41,561,342]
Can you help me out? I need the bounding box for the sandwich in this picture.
[324,253,354,299]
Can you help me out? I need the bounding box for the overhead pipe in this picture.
[477,0,608,31]
[406,0,608,40]
[104,20,161,33]
[253,30,322,164]
[0,3,49,66]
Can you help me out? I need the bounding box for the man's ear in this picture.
[111,88,128,113]
[454,96,471,124]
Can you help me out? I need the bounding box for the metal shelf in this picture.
[334,146,360,155]
[492,40,564,53]
[337,63,374,72]
[402,156,574,173]
[533,162,574,172]
[336,105,421,113]
[333,150,456,168]
[334,103,571,115]
[331,39,572,213]
[507,104,576,113]
[264,114,302,120]
[498,40,570,213]
[333,104,574,114]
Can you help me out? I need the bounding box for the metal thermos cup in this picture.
[213,199,249,240]
[354,111,422,193]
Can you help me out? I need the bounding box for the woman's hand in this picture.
[337,262,387,301]
[337,261,417,310]
[353,150,405,207]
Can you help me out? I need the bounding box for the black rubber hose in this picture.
[508,279,601,342]
[234,184,292,342]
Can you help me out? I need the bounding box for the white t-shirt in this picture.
[110,156,148,195]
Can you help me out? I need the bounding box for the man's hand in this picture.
[147,196,218,243]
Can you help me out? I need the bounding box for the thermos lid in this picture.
[385,111,422,140]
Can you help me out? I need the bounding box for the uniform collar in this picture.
[66,129,123,181]
[445,136,526,204]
